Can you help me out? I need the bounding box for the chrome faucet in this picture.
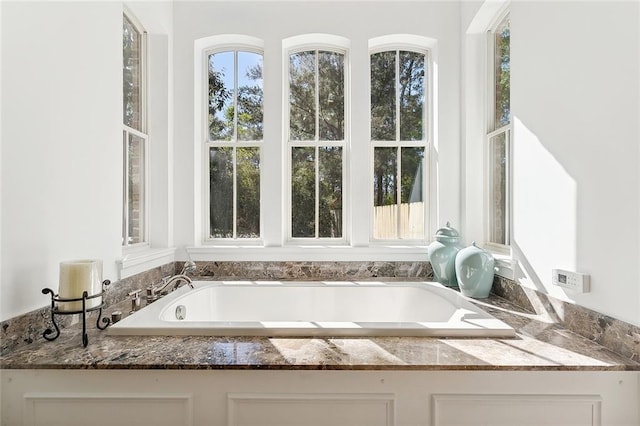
[146,260,197,304]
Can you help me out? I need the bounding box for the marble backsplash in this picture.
[2,260,639,363]
[0,263,175,356]
[492,275,640,362]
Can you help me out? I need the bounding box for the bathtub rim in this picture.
[108,280,516,338]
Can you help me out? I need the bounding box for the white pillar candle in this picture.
[57,260,103,312]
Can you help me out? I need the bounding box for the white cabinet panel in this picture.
[228,393,394,426]
[24,393,193,426]
[432,394,601,426]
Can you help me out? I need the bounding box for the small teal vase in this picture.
[427,222,462,287]
[455,242,495,298]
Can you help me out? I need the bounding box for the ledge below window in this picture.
[117,247,176,279]
[186,245,429,262]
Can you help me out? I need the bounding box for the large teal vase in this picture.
[455,242,495,298]
[427,222,462,287]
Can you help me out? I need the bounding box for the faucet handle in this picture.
[128,289,142,313]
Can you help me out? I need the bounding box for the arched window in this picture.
[284,35,349,241]
[369,36,433,240]
[199,36,264,240]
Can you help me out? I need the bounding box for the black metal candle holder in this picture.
[41,279,111,347]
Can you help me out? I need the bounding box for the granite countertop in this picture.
[1,293,638,371]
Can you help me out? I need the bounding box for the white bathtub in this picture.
[108,281,515,338]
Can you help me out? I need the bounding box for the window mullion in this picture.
[396,146,401,239]
[232,147,238,238]
[315,146,320,239]
[233,51,239,141]
[314,50,320,238]
[395,50,401,143]
[123,129,130,245]
[395,51,401,238]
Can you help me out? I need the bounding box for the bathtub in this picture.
[108,281,516,338]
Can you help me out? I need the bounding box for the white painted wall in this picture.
[511,1,640,325]
[0,2,123,321]
[0,1,174,320]
[171,1,462,255]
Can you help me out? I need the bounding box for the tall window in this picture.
[207,49,263,239]
[288,49,345,240]
[122,12,147,246]
[486,13,510,247]
[371,49,427,240]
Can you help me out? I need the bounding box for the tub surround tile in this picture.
[1,292,638,371]
[0,263,174,357]
[184,261,433,280]
[3,261,640,371]
[492,275,640,362]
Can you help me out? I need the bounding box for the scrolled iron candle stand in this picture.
[42,279,111,347]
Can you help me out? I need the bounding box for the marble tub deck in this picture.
[1,293,638,371]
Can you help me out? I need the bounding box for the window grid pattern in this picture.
[122,12,148,247]
[287,48,346,241]
[206,49,263,240]
[486,13,511,247]
[371,49,428,241]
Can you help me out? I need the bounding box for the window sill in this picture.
[186,245,429,262]
[117,247,176,279]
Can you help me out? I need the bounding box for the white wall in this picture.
[171,1,462,255]
[1,1,174,320]
[1,2,123,320]
[509,1,640,325]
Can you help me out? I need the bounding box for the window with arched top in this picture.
[284,35,349,241]
[199,36,264,241]
[369,36,432,241]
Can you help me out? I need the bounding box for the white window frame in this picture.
[195,35,265,246]
[122,10,149,250]
[484,10,511,253]
[283,34,350,245]
[368,37,434,244]
[204,47,264,242]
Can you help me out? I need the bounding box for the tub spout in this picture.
[146,275,194,304]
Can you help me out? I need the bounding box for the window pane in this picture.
[370,51,396,141]
[400,147,424,239]
[318,51,344,141]
[127,133,145,244]
[237,52,263,141]
[236,147,260,238]
[399,51,424,141]
[319,146,342,238]
[291,147,315,237]
[209,147,233,238]
[373,147,397,239]
[123,16,142,131]
[489,132,507,244]
[209,51,234,141]
[495,17,510,128]
[289,51,316,140]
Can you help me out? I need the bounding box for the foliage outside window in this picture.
[122,13,147,246]
[288,49,345,239]
[371,49,427,240]
[207,50,263,239]
[487,13,510,247]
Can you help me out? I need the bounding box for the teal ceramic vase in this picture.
[455,242,495,298]
[427,222,462,287]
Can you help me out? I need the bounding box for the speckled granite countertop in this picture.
[1,293,638,371]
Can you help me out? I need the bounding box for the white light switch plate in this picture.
[552,269,590,293]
